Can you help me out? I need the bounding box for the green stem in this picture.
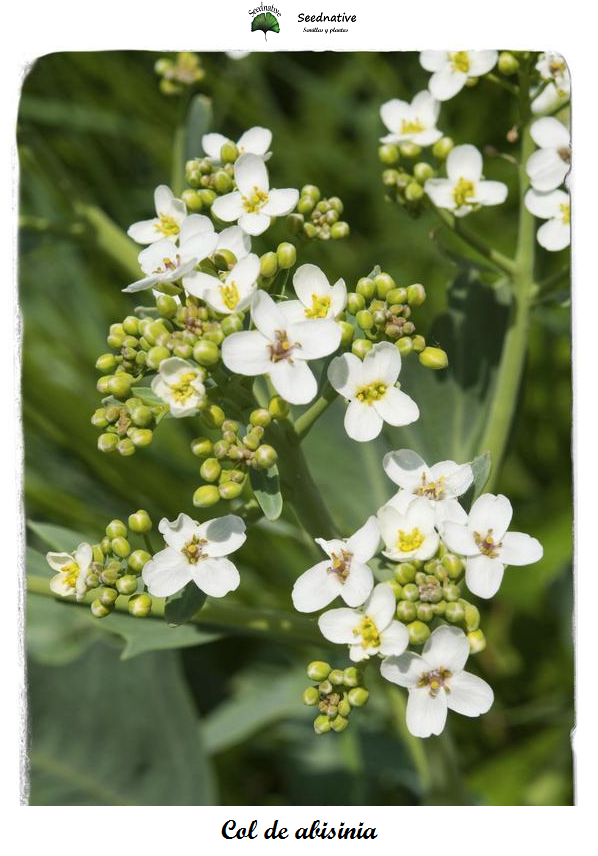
[171,90,193,197]
[432,205,516,276]
[486,73,519,97]
[294,383,338,441]
[385,685,431,796]
[27,573,323,646]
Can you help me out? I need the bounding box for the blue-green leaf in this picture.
[250,464,283,521]
[165,582,208,626]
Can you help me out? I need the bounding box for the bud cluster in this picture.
[184,156,235,212]
[287,185,350,241]
[302,661,370,735]
[258,242,297,290]
[155,52,205,96]
[93,396,163,456]
[379,136,455,217]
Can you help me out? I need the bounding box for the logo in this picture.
[249,4,281,39]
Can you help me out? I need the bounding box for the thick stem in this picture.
[433,206,516,276]
[294,383,338,441]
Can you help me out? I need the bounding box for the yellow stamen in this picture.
[353,616,381,650]
[305,294,331,319]
[397,527,425,553]
[169,371,199,403]
[155,214,180,237]
[329,549,353,582]
[219,281,241,310]
[449,51,470,74]
[473,528,501,558]
[242,185,268,213]
[453,177,475,208]
[418,667,452,697]
[560,203,570,224]
[415,473,446,501]
[401,118,425,135]
[182,536,208,564]
[356,381,387,405]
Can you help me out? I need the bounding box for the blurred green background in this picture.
[19,51,573,806]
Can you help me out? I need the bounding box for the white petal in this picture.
[406,686,448,737]
[469,493,512,540]
[211,191,245,223]
[361,341,401,385]
[346,515,380,562]
[526,149,570,193]
[142,549,192,597]
[201,132,230,161]
[447,144,483,182]
[330,279,347,316]
[383,449,427,491]
[192,557,240,598]
[46,551,76,572]
[127,219,163,244]
[475,180,508,206]
[342,562,374,608]
[292,561,342,612]
[432,461,474,497]
[447,671,494,716]
[379,621,409,656]
[344,399,383,442]
[419,51,448,72]
[429,67,467,102]
[288,319,341,360]
[198,514,246,557]
[537,218,570,251]
[380,651,426,687]
[237,126,272,156]
[221,331,271,376]
[442,521,479,556]
[235,153,269,196]
[49,573,75,597]
[269,360,318,405]
[525,188,568,219]
[277,300,306,324]
[74,543,92,570]
[158,512,198,550]
[182,270,220,300]
[154,184,175,214]
[238,212,271,236]
[424,178,457,210]
[318,607,359,644]
[465,554,504,599]
[292,263,331,305]
[180,231,219,265]
[364,583,396,631]
[261,188,299,217]
[251,290,286,339]
[411,89,440,124]
[380,98,409,133]
[227,254,260,291]
[467,50,498,76]
[530,116,569,149]
[216,225,251,260]
[373,386,419,427]
[422,625,470,672]
[179,213,214,244]
[499,532,543,566]
[327,352,362,398]
[349,645,372,663]
[435,498,468,528]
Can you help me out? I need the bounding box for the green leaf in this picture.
[94,610,220,659]
[471,451,492,500]
[131,386,166,406]
[251,11,280,39]
[27,520,91,552]
[27,593,100,665]
[249,464,283,521]
[185,94,213,163]
[28,641,217,805]
[164,582,208,627]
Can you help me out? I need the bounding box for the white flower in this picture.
[211,154,299,236]
[183,254,260,314]
[46,543,92,601]
[221,291,341,405]
[127,185,188,245]
[151,357,206,417]
[142,513,246,598]
[382,449,473,528]
[532,53,571,115]
[379,90,442,147]
[327,342,419,443]
[377,496,439,562]
[425,144,508,217]
[227,50,250,61]
[419,50,498,101]
[318,583,409,663]
[181,216,252,264]
[527,118,571,192]
[525,188,570,252]
[281,264,347,324]
[442,493,543,599]
[380,625,494,738]
[202,126,272,163]
[292,516,379,612]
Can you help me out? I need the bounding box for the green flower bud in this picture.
[85,572,100,589]
[393,337,412,358]
[122,315,140,335]
[91,599,112,618]
[260,252,278,278]
[351,338,373,359]
[286,213,305,234]
[356,277,376,300]
[220,141,238,163]
[128,510,152,534]
[402,583,419,602]
[442,553,464,578]
[405,181,425,202]
[314,714,331,735]
[445,601,465,623]
[91,408,109,429]
[303,222,318,239]
[249,408,272,428]
[464,603,481,632]
[396,600,417,622]
[218,480,243,500]
[330,714,349,733]
[297,196,315,215]
[107,374,133,400]
[106,519,127,539]
[419,346,449,370]
[347,687,369,707]
[254,444,278,469]
[303,686,320,706]
[307,661,331,682]
[111,536,131,558]
[96,376,111,395]
[116,574,138,595]
[199,189,217,208]
[276,242,297,269]
[129,406,153,429]
[338,698,352,717]
[338,320,354,348]
[413,162,435,184]
[328,668,344,685]
[191,437,213,458]
[212,169,233,194]
[268,395,290,420]
[96,353,117,373]
[156,294,178,318]
[498,51,519,75]
[90,544,103,565]
[213,440,230,459]
[128,592,152,618]
[387,580,403,599]
[98,432,120,454]
[221,314,244,336]
[146,345,170,370]
[171,342,192,360]
[301,184,321,202]
[347,292,366,315]
[200,457,221,483]
[407,620,431,646]
[343,667,359,688]
[416,603,434,622]
[399,141,421,159]
[100,587,118,607]
[433,136,455,160]
[100,536,112,554]
[201,404,226,429]
[128,549,152,573]
[468,629,486,653]
[356,309,374,331]
[214,249,237,272]
[379,143,400,165]
[193,485,220,507]
[318,679,333,695]
[130,428,153,448]
[382,168,400,187]
[411,335,426,353]
[407,283,427,307]
[182,189,203,212]
[443,583,461,602]
[193,339,220,366]
[374,272,396,299]
[331,222,350,240]
[100,562,121,585]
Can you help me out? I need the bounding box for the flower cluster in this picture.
[287,185,350,241]
[154,52,205,96]
[292,448,543,737]
[525,116,571,252]
[302,661,370,734]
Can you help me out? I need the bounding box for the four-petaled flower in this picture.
[292,516,379,612]
[142,513,246,598]
[525,188,571,252]
[377,496,439,562]
[127,185,188,244]
[379,90,442,147]
[282,264,347,324]
[202,126,272,163]
[527,118,571,192]
[183,254,260,314]
[532,52,571,115]
[419,50,498,102]
[46,543,92,601]
[318,583,409,662]
[442,493,543,599]
[424,144,508,217]
[221,291,341,405]
[211,154,299,236]
[381,625,494,738]
[151,357,206,418]
[328,342,419,442]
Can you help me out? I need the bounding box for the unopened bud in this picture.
[301,184,321,202]
[193,485,221,507]
[329,668,344,685]
[106,519,127,539]
[91,599,112,618]
[379,143,400,165]
[221,314,244,336]
[468,629,486,653]
[307,661,331,682]
[351,338,373,359]
[433,136,455,160]
[100,587,118,607]
[96,353,117,373]
[441,553,464,578]
[413,162,435,183]
[117,574,138,595]
[193,339,220,366]
[445,601,465,623]
[156,294,178,318]
[356,309,374,331]
[347,292,366,314]
[405,181,425,202]
[254,444,278,469]
[314,714,331,735]
[331,222,349,239]
[98,433,119,453]
[407,283,427,306]
[399,141,421,159]
[343,667,359,687]
[498,51,519,76]
[302,686,320,706]
[419,346,449,370]
[464,603,481,632]
[330,714,349,733]
[276,242,296,269]
[220,141,238,163]
[347,687,369,707]
[260,252,278,278]
[111,536,131,558]
[128,592,152,617]
[191,437,213,458]
[200,457,221,483]
[396,600,417,622]
[128,549,152,573]
[374,272,396,299]
[268,395,290,420]
[201,404,226,429]
[128,510,152,534]
[408,620,431,645]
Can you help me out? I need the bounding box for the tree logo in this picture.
[249,5,281,39]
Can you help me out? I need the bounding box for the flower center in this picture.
[418,668,452,698]
[169,371,200,403]
[453,177,475,208]
[396,527,425,553]
[560,203,570,224]
[268,330,297,363]
[401,117,425,135]
[61,562,80,588]
[242,185,268,213]
[549,58,565,77]
[305,294,331,319]
[181,535,208,564]
[418,581,442,603]
[473,528,502,558]
[415,473,446,500]
[354,616,381,650]
[318,691,341,716]
[328,548,353,582]
[155,214,180,237]
[558,146,571,164]
[356,381,387,405]
[449,51,470,74]
[219,280,241,310]
[153,254,181,275]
